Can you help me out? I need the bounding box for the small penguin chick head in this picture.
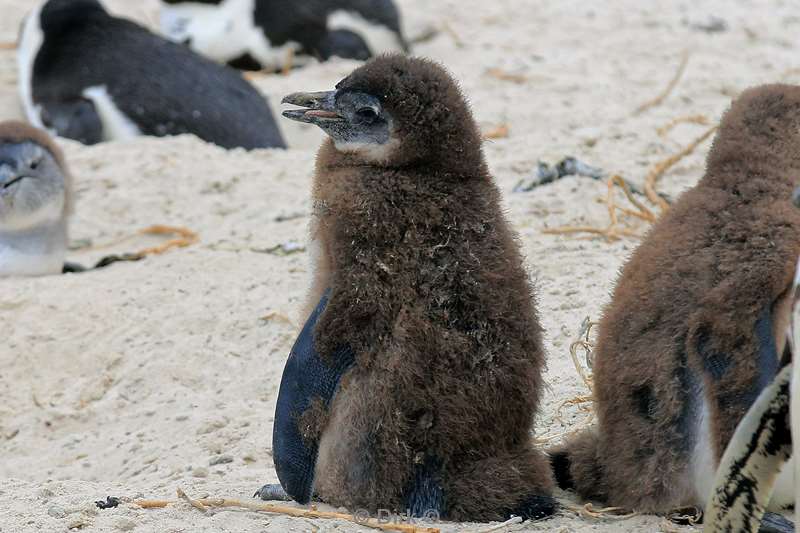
[706,84,800,187]
[726,84,800,139]
[282,54,484,170]
[0,122,71,231]
[282,86,394,164]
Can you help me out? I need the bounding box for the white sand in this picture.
[1,1,797,531]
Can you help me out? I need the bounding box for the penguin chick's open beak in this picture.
[281,91,343,125]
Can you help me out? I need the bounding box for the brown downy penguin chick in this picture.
[549,84,800,521]
[260,54,556,521]
[701,190,800,533]
[0,120,72,276]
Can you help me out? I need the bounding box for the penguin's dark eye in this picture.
[30,158,40,170]
[356,107,379,121]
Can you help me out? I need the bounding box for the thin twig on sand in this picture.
[135,490,441,533]
[644,125,717,212]
[542,224,642,242]
[441,21,465,48]
[176,488,208,513]
[482,124,510,139]
[135,225,199,256]
[606,175,657,224]
[656,114,712,137]
[569,317,599,392]
[542,174,651,241]
[534,318,598,444]
[633,50,690,115]
[564,502,641,521]
[471,515,523,532]
[666,506,702,526]
[543,122,715,241]
[85,225,198,254]
[485,68,528,84]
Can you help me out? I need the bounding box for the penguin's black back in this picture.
[252,0,406,58]
[316,30,372,61]
[333,0,405,37]
[33,2,286,149]
[252,0,329,54]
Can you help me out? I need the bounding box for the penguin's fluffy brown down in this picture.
[274,55,555,520]
[550,85,800,513]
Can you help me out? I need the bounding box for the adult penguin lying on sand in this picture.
[18,0,286,150]
[257,54,557,521]
[159,0,408,71]
[549,85,800,527]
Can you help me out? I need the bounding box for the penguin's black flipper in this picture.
[271,290,355,504]
[39,99,104,145]
[758,512,794,533]
[753,305,782,389]
[698,304,780,410]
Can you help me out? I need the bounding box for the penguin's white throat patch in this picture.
[334,135,400,164]
[0,192,65,232]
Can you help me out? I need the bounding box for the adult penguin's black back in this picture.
[19,0,286,149]
[159,0,408,71]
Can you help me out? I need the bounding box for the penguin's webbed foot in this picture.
[253,483,292,501]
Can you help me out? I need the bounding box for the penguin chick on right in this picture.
[19,0,286,150]
[702,189,800,533]
[549,85,800,520]
[264,54,556,521]
[0,120,71,277]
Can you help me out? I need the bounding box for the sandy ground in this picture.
[1,1,798,532]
